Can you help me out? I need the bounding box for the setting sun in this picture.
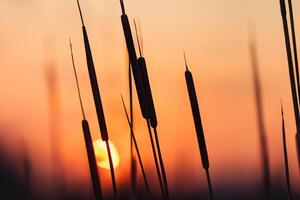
[93,139,120,170]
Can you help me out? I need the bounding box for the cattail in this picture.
[249,39,270,197]
[69,40,103,200]
[121,95,152,197]
[279,0,300,170]
[184,53,214,200]
[75,0,117,197]
[133,20,170,199]
[281,102,292,200]
[118,1,166,198]
[119,0,149,119]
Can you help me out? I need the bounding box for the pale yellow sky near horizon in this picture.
[0,0,300,196]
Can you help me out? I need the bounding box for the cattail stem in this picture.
[279,0,300,172]
[146,121,166,199]
[279,0,300,132]
[129,61,137,194]
[106,140,118,199]
[206,169,214,200]
[70,39,86,120]
[121,95,152,197]
[281,104,292,200]
[153,127,169,200]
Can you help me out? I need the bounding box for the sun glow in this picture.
[93,139,120,170]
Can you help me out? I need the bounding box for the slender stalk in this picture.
[249,40,270,197]
[121,95,152,197]
[70,40,86,120]
[279,0,300,171]
[129,61,137,195]
[75,0,117,198]
[106,140,117,198]
[69,40,103,200]
[146,121,166,199]
[279,0,300,131]
[281,103,292,200]
[184,53,214,200]
[153,127,169,199]
[206,169,214,200]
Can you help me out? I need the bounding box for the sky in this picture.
[0,0,299,198]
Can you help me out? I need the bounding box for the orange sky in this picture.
[0,0,300,197]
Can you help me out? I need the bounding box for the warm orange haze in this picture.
[0,0,300,199]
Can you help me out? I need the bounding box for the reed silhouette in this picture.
[134,20,169,200]
[183,53,214,200]
[69,40,103,200]
[281,102,292,200]
[279,0,300,170]
[128,60,138,197]
[249,39,271,197]
[118,1,166,199]
[75,0,117,198]
[121,95,151,198]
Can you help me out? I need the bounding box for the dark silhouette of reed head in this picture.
[75,1,118,197]
[75,0,109,142]
[184,53,209,170]
[138,57,158,127]
[69,39,103,200]
[133,20,158,128]
[119,1,150,120]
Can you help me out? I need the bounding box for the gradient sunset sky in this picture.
[0,0,299,197]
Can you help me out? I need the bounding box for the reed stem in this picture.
[206,169,214,200]
[281,103,292,200]
[106,140,117,199]
[121,95,152,196]
[146,121,166,199]
[153,127,169,200]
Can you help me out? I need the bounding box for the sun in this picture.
[93,139,120,170]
